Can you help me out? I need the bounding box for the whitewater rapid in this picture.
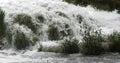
[1,49,120,63]
[0,0,119,36]
[0,0,120,63]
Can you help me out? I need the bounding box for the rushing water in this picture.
[1,49,120,63]
[0,0,120,63]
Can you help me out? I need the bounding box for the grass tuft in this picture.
[0,9,6,38]
[80,27,105,55]
[108,32,120,53]
[61,37,80,54]
[6,29,12,45]
[48,25,60,40]
[14,31,32,50]
[36,15,45,23]
[14,14,37,33]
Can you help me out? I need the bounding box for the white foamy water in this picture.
[0,0,120,63]
[1,49,120,63]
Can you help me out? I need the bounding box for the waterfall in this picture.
[0,0,120,63]
[0,0,119,49]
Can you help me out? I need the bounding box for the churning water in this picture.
[0,0,120,63]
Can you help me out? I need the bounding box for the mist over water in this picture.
[0,0,120,63]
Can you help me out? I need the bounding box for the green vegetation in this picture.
[80,27,105,55]
[60,24,73,39]
[108,32,120,53]
[14,14,37,33]
[0,9,6,47]
[32,37,40,45]
[61,38,80,54]
[48,25,60,40]
[0,9,6,39]
[36,15,45,23]
[37,28,120,55]
[38,45,43,52]
[32,37,39,43]
[77,15,83,24]
[64,0,120,12]
[14,31,32,50]
[56,11,68,18]
[6,29,12,45]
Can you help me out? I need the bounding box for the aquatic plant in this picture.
[48,25,60,40]
[14,14,37,33]
[61,38,80,54]
[0,9,6,38]
[80,27,105,55]
[14,31,32,50]
[36,15,45,23]
[108,32,120,53]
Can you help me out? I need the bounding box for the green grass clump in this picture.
[80,41,104,55]
[36,15,45,23]
[0,9,6,38]
[61,38,80,54]
[6,29,12,45]
[14,14,37,33]
[14,31,32,50]
[48,25,60,40]
[32,37,39,43]
[32,37,40,45]
[38,45,43,52]
[108,32,120,53]
[80,27,105,55]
